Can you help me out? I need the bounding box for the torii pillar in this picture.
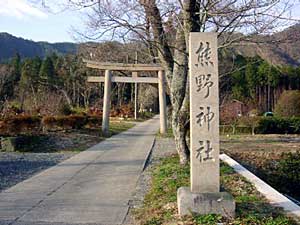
[158,70,167,134]
[102,70,111,136]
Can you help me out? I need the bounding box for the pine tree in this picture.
[4,53,22,99]
[39,56,55,88]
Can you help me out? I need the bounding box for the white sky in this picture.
[0,0,300,42]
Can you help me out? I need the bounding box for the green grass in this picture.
[108,121,135,136]
[133,155,296,225]
[69,121,135,152]
[156,128,174,138]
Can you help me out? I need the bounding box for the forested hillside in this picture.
[1,24,300,117]
[0,42,157,117]
[0,33,77,62]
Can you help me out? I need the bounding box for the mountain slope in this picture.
[0,33,77,62]
[229,24,300,66]
[1,24,300,66]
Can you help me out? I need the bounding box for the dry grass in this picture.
[133,154,296,225]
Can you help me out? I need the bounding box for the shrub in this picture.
[70,107,87,115]
[59,104,72,115]
[271,152,300,199]
[0,115,41,136]
[42,115,87,131]
[0,114,103,135]
[1,135,50,152]
[275,90,300,117]
[111,104,134,118]
[88,107,102,116]
[86,116,102,128]
[0,101,23,118]
[139,111,155,119]
[256,117,300,134]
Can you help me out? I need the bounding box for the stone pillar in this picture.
[158,70,167,134]
[177,32,235,217]
[133,72,138,120]
[134,83,138,120]
[102,70,111,136]
[189,33,219,193]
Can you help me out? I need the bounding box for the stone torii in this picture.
[84,59,167,136]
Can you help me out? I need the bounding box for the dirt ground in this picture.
[221,134,300,200]
[222,134,300,155]
[221,134,300,168]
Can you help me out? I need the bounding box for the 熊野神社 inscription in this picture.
[190,33,220,193]
[177,33,235,217]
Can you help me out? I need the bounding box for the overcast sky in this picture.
[0,0,85,43]
[1,0,300,43]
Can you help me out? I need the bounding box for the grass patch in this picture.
[133,155,296,225]
[108,121,135,136]
[156,128,174,138]
[67,121,135,152]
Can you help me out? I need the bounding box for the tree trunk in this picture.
[140,0,196,165]
[72,81,76,106]
[170,25,189,165]
[267,84,271,111]
[252,125,255,136]
[172,106,189,164]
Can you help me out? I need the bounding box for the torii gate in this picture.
[84,59,167,136]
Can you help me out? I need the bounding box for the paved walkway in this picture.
[0,116,160,225]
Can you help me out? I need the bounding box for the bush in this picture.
[0,101,23,118]
[111,104,134,118]
[256,117,300,134]
[42,115,87,131]
[59,104,73,115]
[70,107,87,115]
[0,115,41,136]
[1,135,50,152]
[139,111,155,119]
[0,114,103,135]
[220,125,253,135]
[88,107,102,116]
[86,116,102,128]
[275,90,300,117]
[271,152,300,199]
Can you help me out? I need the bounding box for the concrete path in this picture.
[0,116,160,225]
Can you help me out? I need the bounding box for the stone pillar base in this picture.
[177,187,235,218]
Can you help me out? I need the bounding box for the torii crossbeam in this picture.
[84,59,167,136]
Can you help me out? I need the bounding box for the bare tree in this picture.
[40,0,296,164]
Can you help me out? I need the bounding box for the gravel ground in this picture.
[124,136,176,225]
[0,152,76,192]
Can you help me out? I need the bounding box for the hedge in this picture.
[256,117,300,134]
[42,115,87,131]
[220,125,253,135]
[0,115,41,136]
[264,152,300,199]
[0,115,103,135]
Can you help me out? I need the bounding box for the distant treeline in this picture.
[0,52,150,116]
[0,53,103,115]
[1,51,300,116]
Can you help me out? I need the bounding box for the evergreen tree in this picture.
[19,57,41,92]
[245,60,258,99]
[11,53,21,82]
[39,56,55,87]
[4,53,22,99]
